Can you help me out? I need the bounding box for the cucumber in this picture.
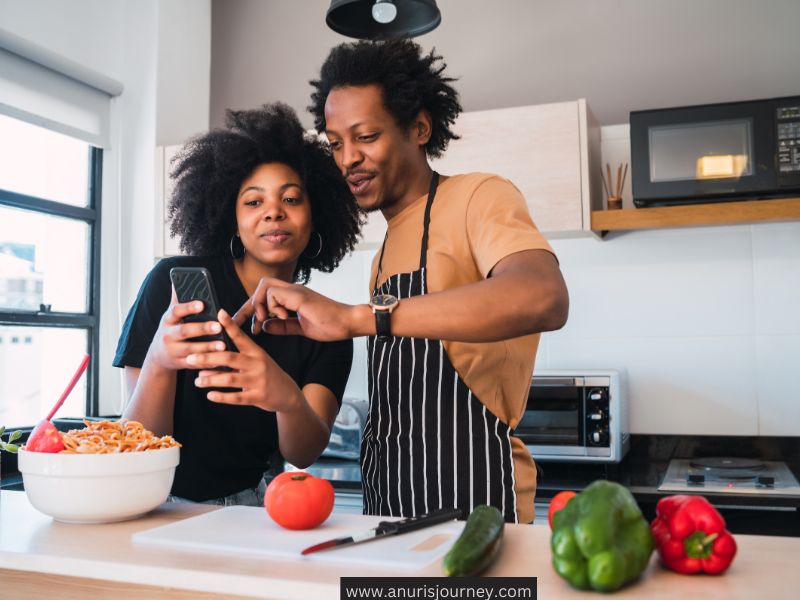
[442,505,505,576]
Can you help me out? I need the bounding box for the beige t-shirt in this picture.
[369,172,556,523]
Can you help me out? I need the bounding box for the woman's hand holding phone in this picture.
[189,309,302,413]
[149,293,228,371]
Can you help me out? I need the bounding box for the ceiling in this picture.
[210,0,800,128]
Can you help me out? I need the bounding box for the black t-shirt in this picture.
[113,255,353,501]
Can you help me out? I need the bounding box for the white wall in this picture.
[0,0,211,415]
[156,0,211,146]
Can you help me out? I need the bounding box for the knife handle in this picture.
[377,507,464,535]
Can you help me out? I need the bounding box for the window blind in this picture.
[0,28,123,148]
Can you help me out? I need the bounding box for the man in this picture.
[235,38,569,523]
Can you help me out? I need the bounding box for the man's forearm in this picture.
[351,254,569,342]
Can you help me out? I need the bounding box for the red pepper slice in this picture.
[651,495,737,575]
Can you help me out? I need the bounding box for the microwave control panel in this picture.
[585,386,611,447]
[777,104,800,175]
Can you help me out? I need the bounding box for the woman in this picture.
[113,103,361,505]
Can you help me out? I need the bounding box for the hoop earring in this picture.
[303,231,323,259]
[229,234,245,259]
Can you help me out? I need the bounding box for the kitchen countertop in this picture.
[2,490,800,599]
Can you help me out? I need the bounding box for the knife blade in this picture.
[300,507,464,555]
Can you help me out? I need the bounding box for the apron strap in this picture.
[418,171,439,271]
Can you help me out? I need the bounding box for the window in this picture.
[0,113,101,427]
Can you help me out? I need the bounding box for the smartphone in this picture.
[169,267,235,352]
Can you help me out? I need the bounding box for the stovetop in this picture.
[659,457,800,496]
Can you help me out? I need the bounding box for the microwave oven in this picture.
[630,96,800,206]
[517,369,629,463]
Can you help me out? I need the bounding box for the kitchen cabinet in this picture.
[433,99,602,237]
[154,144,183,257]
[358,99,603,248]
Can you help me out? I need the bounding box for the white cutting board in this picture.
[133,506,461,570]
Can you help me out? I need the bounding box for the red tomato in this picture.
[264,471,334,530]
[548,490,577,528]
[25,421,65,453]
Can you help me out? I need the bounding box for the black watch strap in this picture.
[375,309,392,341]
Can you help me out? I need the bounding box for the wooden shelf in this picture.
[591,196,800,235]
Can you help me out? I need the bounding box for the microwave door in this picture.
[649,120,755,184]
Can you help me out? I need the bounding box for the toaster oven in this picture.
[518,369,629,463]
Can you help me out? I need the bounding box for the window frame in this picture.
[0,145,103,419]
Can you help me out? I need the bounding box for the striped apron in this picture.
[361,173,519,523]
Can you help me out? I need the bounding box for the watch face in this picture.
[371,294,398,308]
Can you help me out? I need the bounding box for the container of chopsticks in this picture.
[601,162,628,210]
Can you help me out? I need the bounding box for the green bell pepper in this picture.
[550,480,654,592]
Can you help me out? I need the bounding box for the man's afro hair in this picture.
[309,38,462,159]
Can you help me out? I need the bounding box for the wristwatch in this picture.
[369,294,399,341]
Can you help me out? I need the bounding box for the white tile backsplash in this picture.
[546,335,759,435]
[752,222,800,335]
[755,334,800,436]
[534,334,550,369]
[549,225,755,339]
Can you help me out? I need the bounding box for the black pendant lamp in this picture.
[326,0,441,39]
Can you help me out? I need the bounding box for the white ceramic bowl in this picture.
[18,446,179,523]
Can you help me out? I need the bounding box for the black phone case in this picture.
[169,267,235,351]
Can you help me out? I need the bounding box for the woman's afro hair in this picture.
[309,38,462,159]
[167,102,362,284]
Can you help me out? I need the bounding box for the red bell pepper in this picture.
[651,495,737,575]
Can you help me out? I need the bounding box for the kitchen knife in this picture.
[300,507,464,555]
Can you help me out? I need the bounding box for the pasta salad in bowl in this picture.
[18,419,180,523]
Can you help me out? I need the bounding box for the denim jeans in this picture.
[167,478,267,507]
